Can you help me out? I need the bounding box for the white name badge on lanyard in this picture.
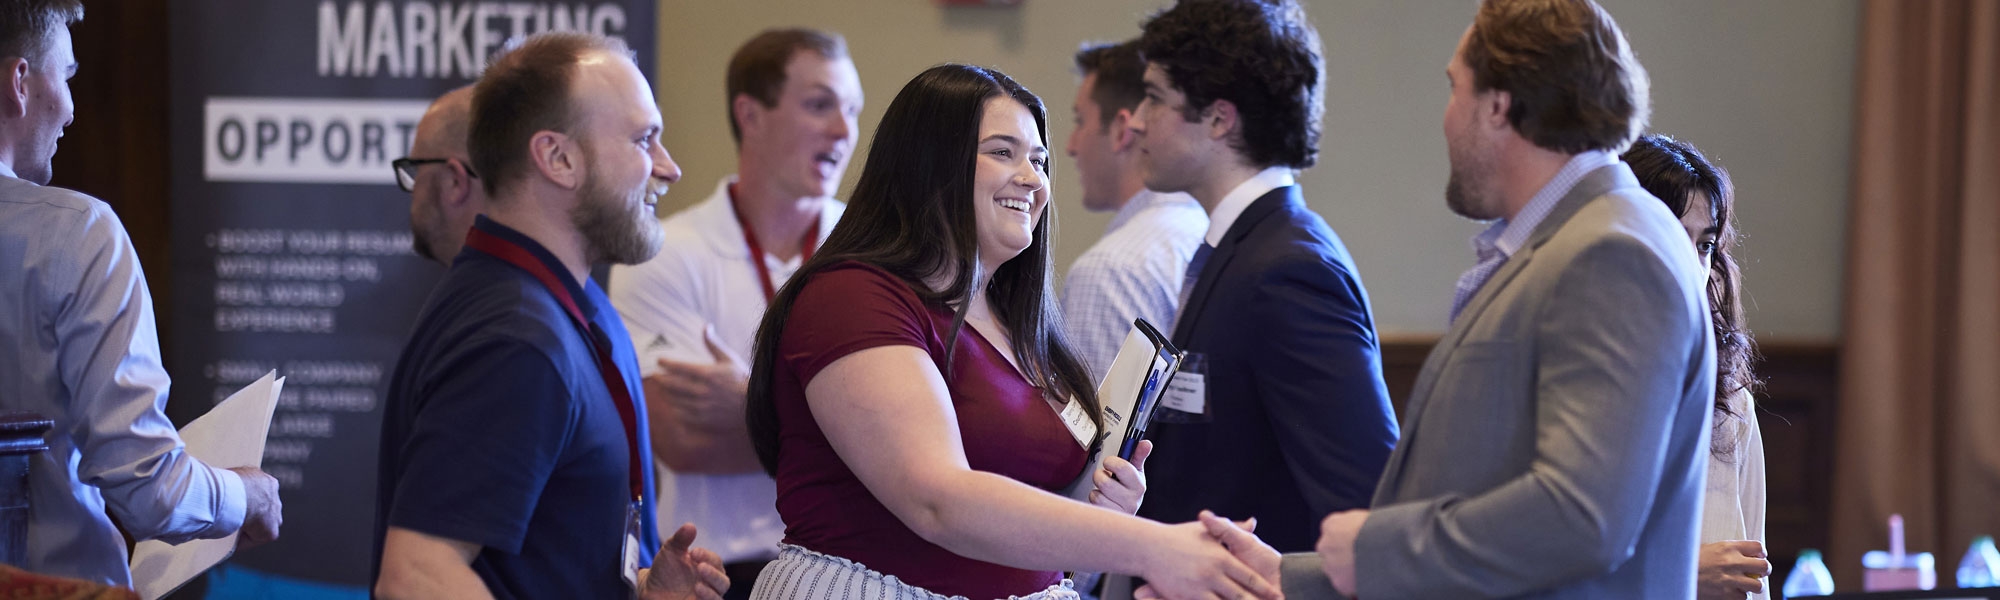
[620,501,643,594]
[1057,397,1099,448]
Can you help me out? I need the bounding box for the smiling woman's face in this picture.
[970,96,1051,268]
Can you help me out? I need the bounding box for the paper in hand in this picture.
[1061,319,1182,501]
[129,370,284,600]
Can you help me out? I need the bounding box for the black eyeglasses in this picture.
[391,157,478,193]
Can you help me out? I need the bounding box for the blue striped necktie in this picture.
[1178,242,1215,310]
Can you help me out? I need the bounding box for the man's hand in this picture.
[227,466,282,549]
[638,523,729,600]
[1088,440,1152,514]
[1697,540,1771,600]
[1200,511,1279,589]
[1316,509,1367,596]
[1126,521,1281,600]
[646,324,750,432]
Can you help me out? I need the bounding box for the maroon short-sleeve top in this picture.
[769,261,1089,598]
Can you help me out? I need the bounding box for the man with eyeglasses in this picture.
[395,85,487,266]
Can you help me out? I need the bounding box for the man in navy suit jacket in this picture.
[1124,0,1398,554]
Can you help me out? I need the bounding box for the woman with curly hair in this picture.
[1624,133,1770,600]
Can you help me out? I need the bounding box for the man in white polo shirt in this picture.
[607,28,861,598]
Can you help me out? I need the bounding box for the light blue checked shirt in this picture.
[1449,150,1618,323]
[1061,189,1208,384]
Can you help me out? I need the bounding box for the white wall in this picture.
[653,0,1858,341]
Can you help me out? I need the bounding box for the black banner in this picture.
[167,2,654,594]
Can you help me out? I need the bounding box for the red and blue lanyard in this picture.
[463,227,644,503]
[730,183,820,302]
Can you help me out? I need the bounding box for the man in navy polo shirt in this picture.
[372,32,729,599]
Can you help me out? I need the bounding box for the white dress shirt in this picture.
[1203,166,1296,246]
[1061,190,1207,384]
[1703,389,1770,600]
[607,176,844,564]
[0,175,246,585]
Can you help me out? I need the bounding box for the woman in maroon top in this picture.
[742,64,1280,600]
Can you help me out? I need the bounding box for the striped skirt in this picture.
[747,544,1080,600]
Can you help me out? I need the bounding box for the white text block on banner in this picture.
[204,97,431,184]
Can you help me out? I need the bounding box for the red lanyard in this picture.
[730,184,820,302]
[463,227,644,503]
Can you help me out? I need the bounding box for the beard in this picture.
[572,166,663,266]
[408,182,455,264]
[410,223,440,263]
[1443,130,1500,221]
[1444,168,1484,220]
[409,202,443,264]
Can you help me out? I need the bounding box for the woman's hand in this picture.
[1199,511,1278,591]
[1134,512,1281,600]
[1135,520,1282,600]
[1088,440,1152,514]
[1697,540,1771,600]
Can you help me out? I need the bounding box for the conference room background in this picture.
[47,0,1992,596]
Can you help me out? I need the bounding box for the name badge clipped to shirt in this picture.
[621,501,643,595]
[1057,396,1099,448]
[1157,352,1211,423]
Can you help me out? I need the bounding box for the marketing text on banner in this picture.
[203,98,429,185]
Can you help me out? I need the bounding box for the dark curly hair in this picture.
[1138,0,1323,169]
[1623,133,1756,461]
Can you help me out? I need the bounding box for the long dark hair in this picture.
[1622,133,1755,459]
[745,64,1101,475]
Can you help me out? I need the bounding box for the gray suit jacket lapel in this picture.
[1373,164,1644,503]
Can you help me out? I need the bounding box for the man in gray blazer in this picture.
[1189,1,1715,598]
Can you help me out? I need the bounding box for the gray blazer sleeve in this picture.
[1352,233,1704,597]
[1280,553,1348,600]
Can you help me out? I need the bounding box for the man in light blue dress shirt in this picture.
[0,1,282,585]
[1059,40,1207,385]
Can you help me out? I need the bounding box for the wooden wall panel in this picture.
[49,0,173,350]
[1379,337,1840,588]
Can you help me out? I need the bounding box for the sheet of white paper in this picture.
[128,370,284,600]
[1062,325,1160,501]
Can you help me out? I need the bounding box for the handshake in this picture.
[1077,440,1301,600]
[1128,511,1284,600]
[1132,509,1372,600]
